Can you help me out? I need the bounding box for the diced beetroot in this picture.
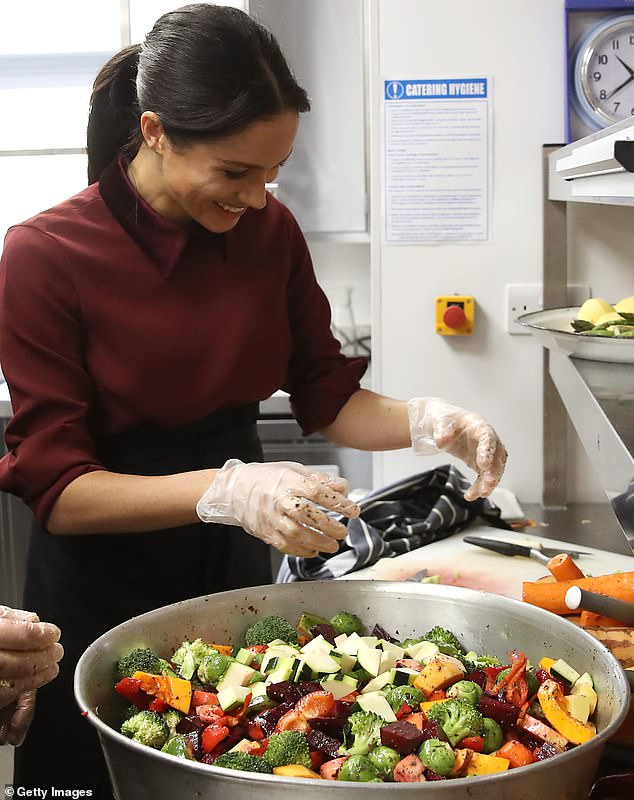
[307,729,344,759]
[252,702,294,736]
[424,769,447,781]
[176,714,207,733]
[419,720,446,742]
[380,720,426,755]
[334,699,355,719]
[297,680,324,696]
[372,623,398,643]
[308,716,347,738]
[266,681,301,705]
[478,694,520,731]
[310,624,337,644]
[535,741,564,761]
[182,729,202,759]
[463,669,487,688]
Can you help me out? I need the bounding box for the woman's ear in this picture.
[139,111,167,153]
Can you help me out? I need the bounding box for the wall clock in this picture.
[566,2,634,140]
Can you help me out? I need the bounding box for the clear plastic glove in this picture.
[196,459,360,557]
[407,397,507,501]
[0,606,63,746]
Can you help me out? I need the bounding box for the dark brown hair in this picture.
[86,3,310,183]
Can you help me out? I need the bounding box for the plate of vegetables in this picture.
[111,608,602,783]
[517,295,634,363]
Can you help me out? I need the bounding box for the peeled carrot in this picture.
[522,572,634,615]
[546,553,585,582]
[579,610,624,628]
[210,643,233,656]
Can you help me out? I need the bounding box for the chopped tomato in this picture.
[247,645,268,654]
[295,690,336,719]
[427,690,447,703]
[201,724,230,754]
[459,735,484,752]
[337,692,360,704]
[192,690,218,708]
[394,754,426,782]
[496,739,538,769]
[395,702,413,719]
[274,709,311,733]
[320,756,348,780]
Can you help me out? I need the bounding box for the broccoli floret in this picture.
[422,626,466,660]
[341,710,384,756]
[197,651,232,686]
[116,648,163,680]
[244,615,299,647]
[463,650,501,672]
[214,751,273,774]
[120,710,169,749]
[425,698,483,747]
[385,685,424,713]
[171,638,218,680]
[263,730,312,768]
[330,611,363,636]
[161,709,181,735]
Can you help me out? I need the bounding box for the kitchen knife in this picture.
[462,535,589,564]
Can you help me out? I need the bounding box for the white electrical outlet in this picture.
[506,284,543,335]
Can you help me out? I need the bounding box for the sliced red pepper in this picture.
[148,697,170,713]
[115,678,152,710]
[395,702,413,719]
[201,723,230,754]
[494,650,529,708]
[459,735,484,752]
[483,666,507,694]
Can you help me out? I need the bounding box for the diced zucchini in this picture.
[247,682,276,713]
[331,650,357,674]
[261,648,298,674]
[358,636,379,648]
[234,647,256,666]
[361,670,394,694]
[356,692,397,722]
[300,634,333,654]
[303,649,342,675]
[551,659,581,687]
[334,632,362,656]
[215,662,257,693]
[320,677,359,700]
[390,667,419,687]
[570,680,598,714]
[217,685,251,713]
[356,642,382,677]
[564,693,591,724]
[573,672,594,690]
[408,641,440,663]
[264,657,295,684]
[290,657,313,683]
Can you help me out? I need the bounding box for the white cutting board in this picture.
[340,525,634,600]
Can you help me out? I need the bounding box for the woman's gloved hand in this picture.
[0,607,63,746]
[196,459,360,557]
[407,397,507,501]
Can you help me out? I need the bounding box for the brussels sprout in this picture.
[446,680,482,706]
[367,745,401,780]
[480,717,504,754]
[337,754,383,782]
[330,611,363,636]
[418,738,455,777]
[197,651,231,685]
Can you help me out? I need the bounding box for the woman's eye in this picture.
[224,170,248,180]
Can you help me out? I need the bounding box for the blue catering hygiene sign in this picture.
[383,77,492,244]
[385,78,488,101]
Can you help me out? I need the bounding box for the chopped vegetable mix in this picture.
[112,612,598,781]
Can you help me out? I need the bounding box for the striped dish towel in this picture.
[276,464,510,582]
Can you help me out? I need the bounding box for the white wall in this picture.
[370,0,578,503]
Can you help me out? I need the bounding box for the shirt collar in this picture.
[98,156,191,278]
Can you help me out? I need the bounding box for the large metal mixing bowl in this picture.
[75,581,630,799]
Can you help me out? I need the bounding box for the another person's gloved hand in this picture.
[0,607,63,747]
[196,459,360,557]
[407,397,507,501]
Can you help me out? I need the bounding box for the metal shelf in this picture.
[548,118,634,206]
[542,124,634,555]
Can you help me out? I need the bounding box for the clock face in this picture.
[573,14,634,130]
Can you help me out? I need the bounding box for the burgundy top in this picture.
[0,157,366,525]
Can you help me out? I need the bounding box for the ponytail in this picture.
[86,44,142,184]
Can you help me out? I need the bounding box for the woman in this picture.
[0,4,506,792]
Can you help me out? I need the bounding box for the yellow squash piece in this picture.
[133,671,192,714]
[464,751,510,776]
[272,764,323,779]
[419,698,452,713]
[413,654,466,695]
[538,657,556,673]
[537,679,597,745]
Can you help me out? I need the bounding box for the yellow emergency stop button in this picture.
[436,296,474,336]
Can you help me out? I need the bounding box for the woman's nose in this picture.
[239,181,268,210]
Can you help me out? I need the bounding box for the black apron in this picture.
[14,403,272,795]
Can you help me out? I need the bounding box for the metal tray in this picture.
[517,306,634,364]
